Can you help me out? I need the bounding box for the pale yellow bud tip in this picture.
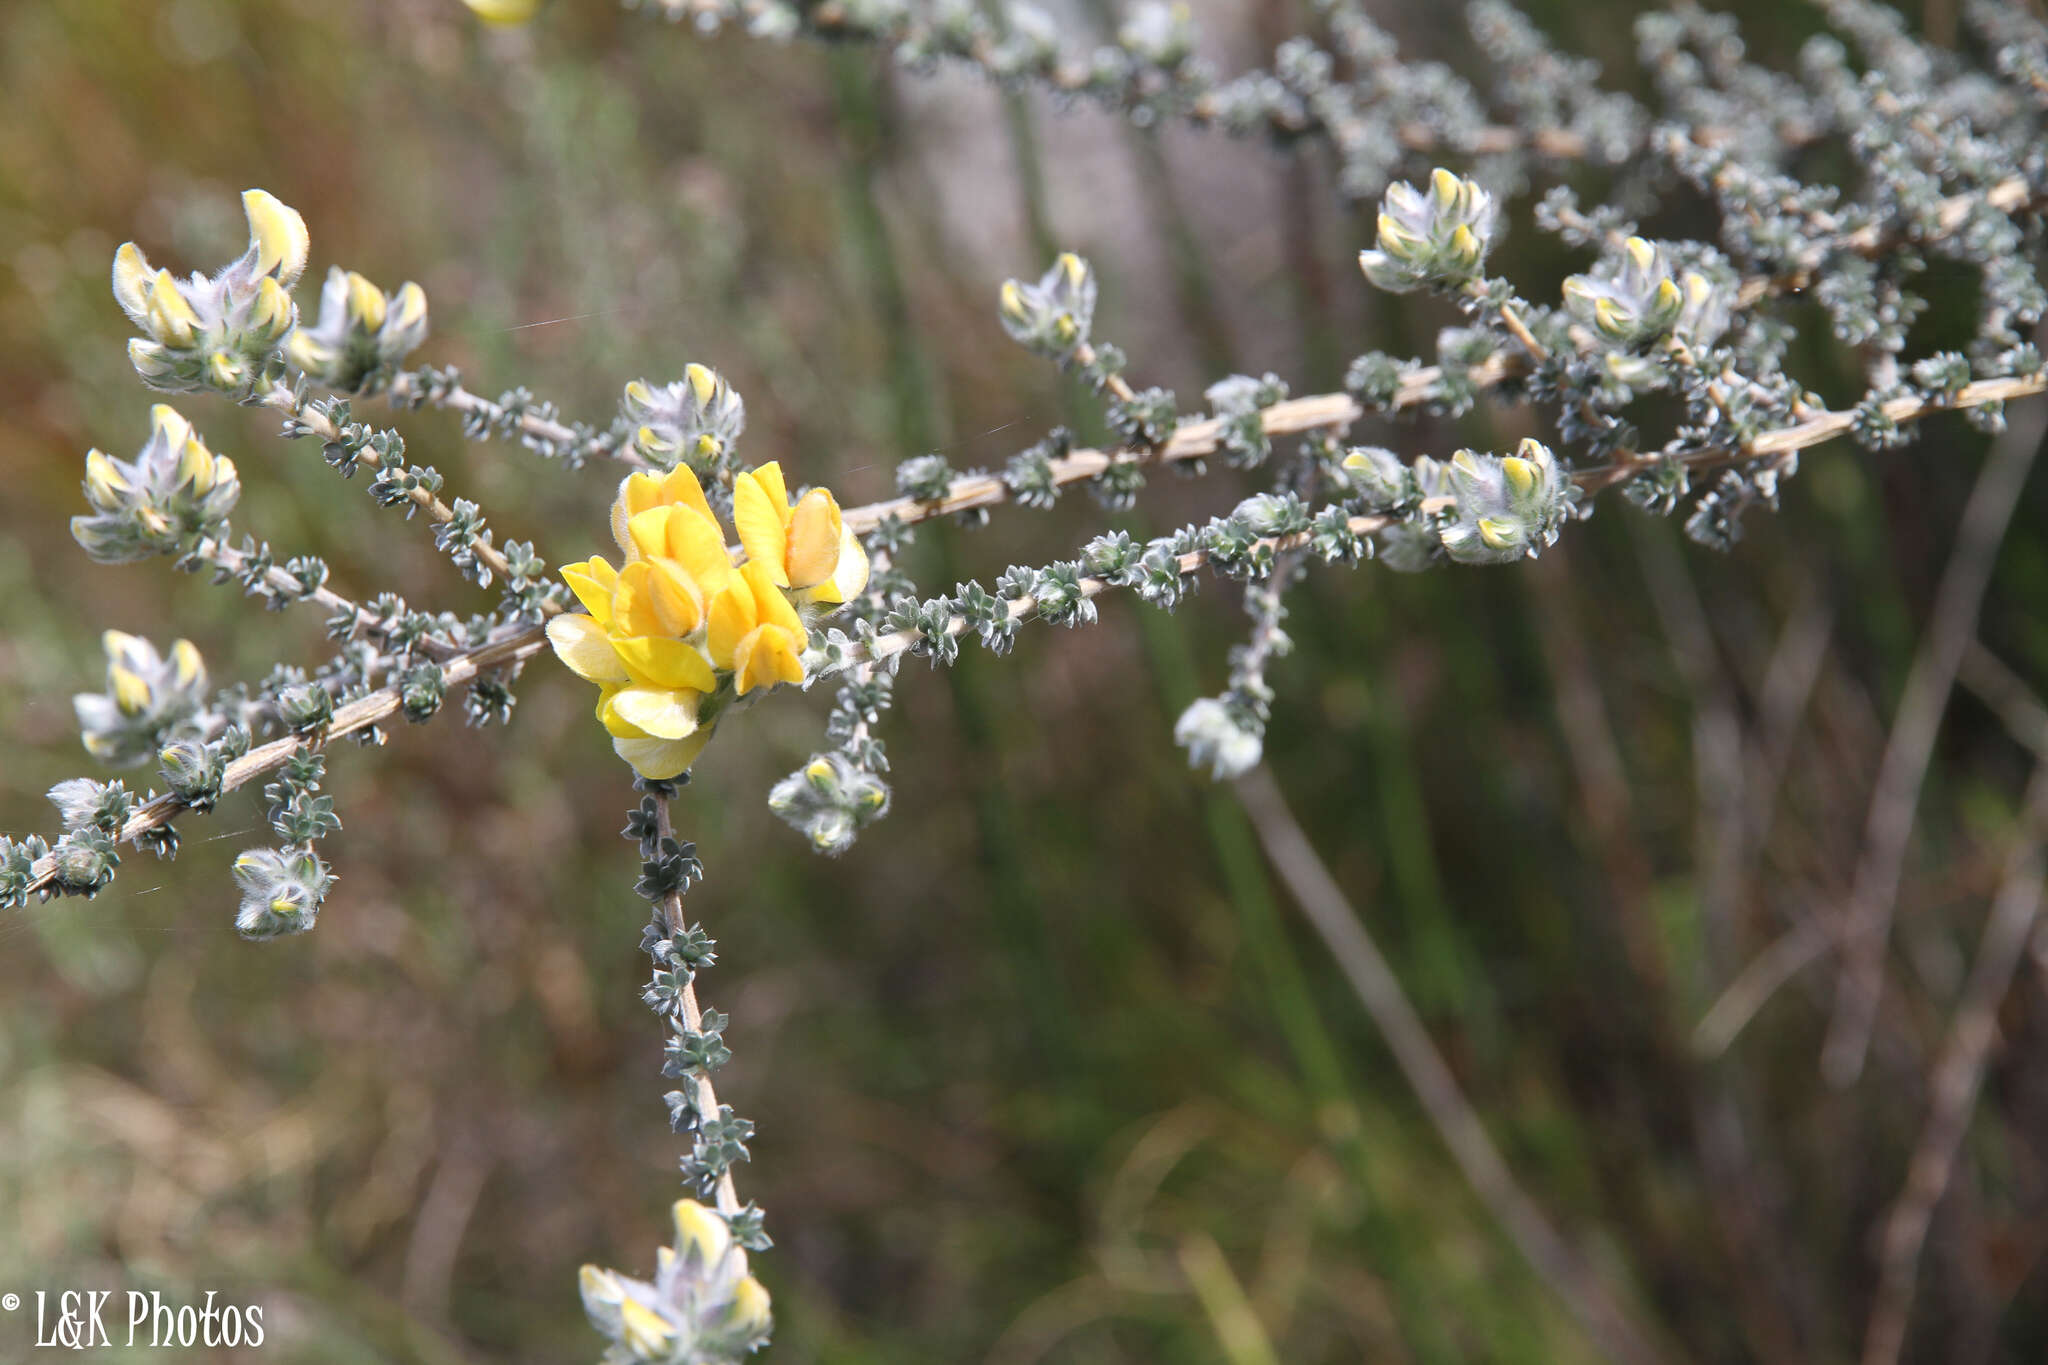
[110,665,151,715]
[1430,167,1461,205]
[685,362,716,406]
[1500,456,1536,496]
[346,272,387,330]
[149,404,192,447]
[242,190,309,284]
[1624,236,1656,273]
[170,639,204,686]
[84,450,130,502]
[670,1198,733,1266]
[391,281,428,332]
[112,242,151,316]
[724,1276,772,1334]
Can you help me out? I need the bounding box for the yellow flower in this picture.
[732,461,869,601]
[549,458,867,778]
[708,560,809,695]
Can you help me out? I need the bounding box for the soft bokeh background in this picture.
[3,0,2046,1361]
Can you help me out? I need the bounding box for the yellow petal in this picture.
[672,1199,734,1266]
[706,582,758,669]
[819,525,870,606]
[284,332,330,374]
[658,464,718,528]
[732,469,790,587]
[611,561,670,637]
[561,557,617,625]
[390,281,428,333]
[629,505,675,562]
[635,424,677,459]
[1500,456,1536,496]
[242,189,309,285]
[611,635,716,692]
[596,685,638,737]
[83,450,131,505]
[617,1300,677,1358]
[643,559,704,636]
[608,685,702,740]
[662,504,730,598]
[110,664,151,714]
[149,405,193,449]
[785,489,843,589]
[111,242,152,321]
[147,270,199,345]
[685,362,717,407]
[169,640,204,687]
[750,460,789,514]
[176,436,216,493]
[345,271,387,330]
[613,728,713,781]
[741,559,806,642]
[732,625,805,694]
[546,613,630,683]
[722,1276,772,1337]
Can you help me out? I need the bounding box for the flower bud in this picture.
[110,189,309,395]
[997,252,1098,359]
[74,631,213,767]
[579,1198,773,1362]
[231,846,332,940]
[159,738,226,810]
[286,266,431,392]
[1359,169,1499,293]
[1438,438,1578,565]
[623,365,748,473]
[1563,237,1731,350]
[71,406,242,562]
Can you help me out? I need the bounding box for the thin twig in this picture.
[1231,767,1676,1365]
[1821,399,2048,1086]
[1860,763,2048,1365]
[651,792,743,1217]
[20,625,550,900]
[189,534,459,661]
[257,385,523,590]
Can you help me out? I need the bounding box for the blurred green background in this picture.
[3,0,2047,1361]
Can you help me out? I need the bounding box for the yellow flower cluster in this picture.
[547,463,868,779]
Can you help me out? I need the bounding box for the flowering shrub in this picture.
[7,0,2048,1361]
